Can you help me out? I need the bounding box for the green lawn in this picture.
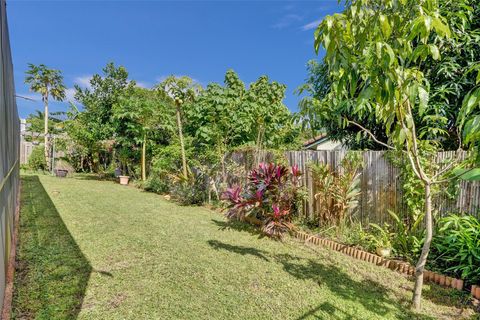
[12,175,477,319]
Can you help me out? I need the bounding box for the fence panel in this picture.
[0,0,20,312]
[227,150,479,224]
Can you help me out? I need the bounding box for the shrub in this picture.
[28,146,47,171]
[144,174,170,194]
[222,162,302,238]
[170,169,207,206]
[310,152,362,227]
[428,214,480,285]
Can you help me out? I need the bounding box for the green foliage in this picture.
[144,174,170,194]
[364,223,393,250]
[310,152,362,227]
[25,63,66,102]
[387,210,424,263]
[25,110,65,142]
[27,146,47,171]
[170,170,207,206]
[304,0,479,150]
[429,215,480,285]
[185,70,300,162]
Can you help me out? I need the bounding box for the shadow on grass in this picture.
[12,175,92,319]
[207,240,270,261]
[273,253,435,320]
[211,218,264,238]
[208,238,435,320]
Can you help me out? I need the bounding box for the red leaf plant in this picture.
[222,163,302,238]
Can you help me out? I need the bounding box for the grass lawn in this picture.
[12,174,477,319]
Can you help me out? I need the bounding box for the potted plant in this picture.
[119,175,130,185]
[367,223,393,258]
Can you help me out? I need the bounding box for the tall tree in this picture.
[113,88,175,181]
[300,0,480,150]
[314,0,479,310]
[155,76,200,178]
[25,64,66,170]
[73,62,135,171]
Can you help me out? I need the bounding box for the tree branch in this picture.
[347,120,395,150]
[432,166,477,185]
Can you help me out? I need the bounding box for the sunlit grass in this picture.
[12,174,476,319]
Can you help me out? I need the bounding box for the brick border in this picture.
[1,182,21,320]
[293,231,477,297]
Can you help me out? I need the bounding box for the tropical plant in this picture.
[222,163,302,238]
[310,152,362,227]
[69,62,136,172]
[113,87,175,180]
[300,0,480,151]
[429,214,480,286]
[313,0,479,308]
[27,146,47,171]
[155,76,200,178]
[169,168,207,206]
[387,210,424,263]
[365,223,393,250]
[25,64,66,170]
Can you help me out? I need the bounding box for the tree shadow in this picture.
[273,253,435,320]
[12,175,92,319]
[207,240,270,261]
[211,218,264,238]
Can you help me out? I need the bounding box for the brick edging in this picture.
[293,230,480,299]
[1,182,21,320]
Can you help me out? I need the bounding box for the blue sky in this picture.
[8,0,343,118]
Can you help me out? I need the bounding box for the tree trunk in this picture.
[412,182,433,310]
[43,93,50,171]
[141,132,147,181]
[176,102,188,178]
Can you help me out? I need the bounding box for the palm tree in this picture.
[156,76,200,178]
[25,64,66,170]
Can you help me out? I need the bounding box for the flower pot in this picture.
[376,247,392,258]
[119,175,130,185]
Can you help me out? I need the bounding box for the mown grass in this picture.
[12,174,477,319]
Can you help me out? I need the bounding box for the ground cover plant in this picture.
[12,174,478,319]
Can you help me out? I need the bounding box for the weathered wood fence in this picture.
[226,150,480,224]
[0,0,20,312]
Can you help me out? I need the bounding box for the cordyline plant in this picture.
[222,163,302,238]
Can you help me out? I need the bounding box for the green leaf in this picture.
[418,86,429,116]
[429,44,440,60]
[379,14,392,38]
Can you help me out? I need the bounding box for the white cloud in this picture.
[64,88,77,102]
[272,14,303,30]
[302,19,322,31]
[74,75,92,88]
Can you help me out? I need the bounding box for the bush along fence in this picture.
[225,150,480,224]
[219,150,480,301]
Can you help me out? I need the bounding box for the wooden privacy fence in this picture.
[225,150,480,224]
[0,0,20,313]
